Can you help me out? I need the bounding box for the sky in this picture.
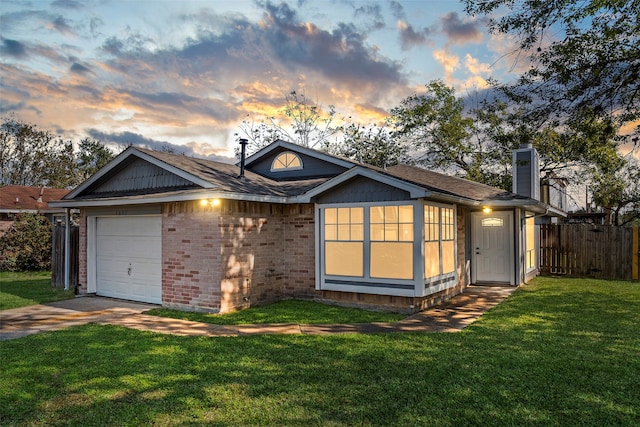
[1,0,532,162]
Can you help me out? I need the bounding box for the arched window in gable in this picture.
[271,151,303,171]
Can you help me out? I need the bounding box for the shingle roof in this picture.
[135,148,329,197]
[383,164,525,202]
[0,185,69,212]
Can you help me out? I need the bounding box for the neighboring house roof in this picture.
[0,185,70,214]
[51,142,565,216]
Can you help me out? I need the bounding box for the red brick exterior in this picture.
[162,201,222,311]
[75,200,469,314]
[77,210,87,292]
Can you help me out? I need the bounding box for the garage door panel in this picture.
[96,216,162,304]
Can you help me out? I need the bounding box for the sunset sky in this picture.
[1,0,539,161]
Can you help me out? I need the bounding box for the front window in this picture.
[370,205,414,279]
[424,204,456,279]
[525,216,535,270]
[324,207,364,277]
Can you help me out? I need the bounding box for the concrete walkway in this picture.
[0,285,516,340]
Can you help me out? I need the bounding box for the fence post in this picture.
[633,226,639,281]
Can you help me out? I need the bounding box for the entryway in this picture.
[471,211,514,285]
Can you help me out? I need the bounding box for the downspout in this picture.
[64,208,70,290]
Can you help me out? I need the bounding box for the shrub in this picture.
[0,213,52,271]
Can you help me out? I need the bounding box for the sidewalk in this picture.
[0,285,515,340]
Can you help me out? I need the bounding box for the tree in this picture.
[237,90,338,154]
[76,138,116,181]
[1,117,116,188]
[388,80,518,187]
[0,116,76,188]
[590,156,640,225]
[387,80,628,202]
[464,0,640,143]
[333,123,406,168]
[0,213,52,271]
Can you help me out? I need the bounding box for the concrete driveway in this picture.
[0,297,158,340]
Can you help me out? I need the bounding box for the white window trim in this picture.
[315,200,458,298]
[270,151,303,172]
[422,201,458,296]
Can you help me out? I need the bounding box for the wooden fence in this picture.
[51,223,79,287]
[540,224,640,280]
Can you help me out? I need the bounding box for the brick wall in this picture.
[77,210,87,292]
[282,204,316,299]
[218,201,286,312]
[162,201,221,311]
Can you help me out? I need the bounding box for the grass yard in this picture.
[0,271,75,310]
[1,277,639,426]
[145,300,407,325]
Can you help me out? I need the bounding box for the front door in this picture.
[472,211,514,284]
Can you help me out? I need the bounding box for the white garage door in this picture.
[96,216,162,304]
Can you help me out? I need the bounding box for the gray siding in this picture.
[248,147,348,180]
[90,158,196,195]
[315,176,410,203]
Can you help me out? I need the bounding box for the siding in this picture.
[314,176,410,203]
[249,148,348,180]
[90,158,196,195]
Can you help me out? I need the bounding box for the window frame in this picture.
[270,151,303,172]
[316,200,458,298]
[525,215,536,272]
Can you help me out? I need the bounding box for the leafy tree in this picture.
[237,90,338,154]
[76,138,116,181]
[0,117,76,188]
[464,0,640,143]
[1,117,116,187]
[333,123,406,168]
[590,157,640,226]
[0,213,52,271]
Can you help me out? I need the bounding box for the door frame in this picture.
[87,213,162,301]
[471,210,515,285]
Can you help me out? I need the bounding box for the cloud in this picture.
[86,129,234,162]
[353,3,385,31]
[433,49,459,82]
[388,1,405,20]
[397,20,432,50]
[464,54,490,75]
[440,12,482,45]
[48,16,75,36]
[70,62,92,74]
[51,0,83,9]
[0,38,27,58]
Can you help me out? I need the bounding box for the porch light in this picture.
[482,207,492,213]
[200,199,221,207]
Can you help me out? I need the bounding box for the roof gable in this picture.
[243,140,354,181]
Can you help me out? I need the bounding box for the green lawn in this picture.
[0,271,75,310]
[145,300,406,325]
[1,277,639,426]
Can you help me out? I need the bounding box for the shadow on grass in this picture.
[1,277,639,426]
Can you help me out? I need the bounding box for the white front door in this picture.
[472,211,514,284]
[95,216,162,304]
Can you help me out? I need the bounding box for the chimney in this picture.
[238,138,248,178]
[512,143,540,200]
[37,187,44,203]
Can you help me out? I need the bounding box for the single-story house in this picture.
[50,140,565,313]
[0,185,70,236]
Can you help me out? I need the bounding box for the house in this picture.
[0,185,70,236]
[49,140,565,313]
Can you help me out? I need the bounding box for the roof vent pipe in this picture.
[238,138,248,178]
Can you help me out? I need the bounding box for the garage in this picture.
[95,216,162,304]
